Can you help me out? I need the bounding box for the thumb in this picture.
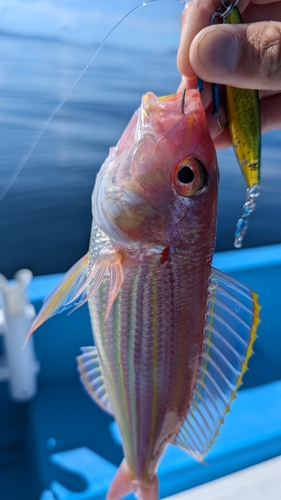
[189,22,281,90]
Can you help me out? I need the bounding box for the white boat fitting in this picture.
[0,269,39,401]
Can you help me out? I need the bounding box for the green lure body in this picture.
[225,7,261,188]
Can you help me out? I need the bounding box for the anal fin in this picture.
[77,346,114,416]
[174,268,260,460]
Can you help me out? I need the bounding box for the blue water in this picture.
[0,32,281,278]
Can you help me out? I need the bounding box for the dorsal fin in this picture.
[173,267,260,460]
[77,346,114,416]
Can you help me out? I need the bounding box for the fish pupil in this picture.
[177,166,194,184]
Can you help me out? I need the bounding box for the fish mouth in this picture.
[144,92,179,103]
[140,89,202,133]
[143,89,201,105]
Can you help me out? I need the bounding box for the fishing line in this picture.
[0,0,186,203]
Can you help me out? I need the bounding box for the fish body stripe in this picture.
[88,243,210,480]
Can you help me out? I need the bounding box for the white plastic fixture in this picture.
[0,269,39,401]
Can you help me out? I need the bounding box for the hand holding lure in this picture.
[199,0,261,248]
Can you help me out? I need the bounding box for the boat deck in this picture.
[167,455,281,500]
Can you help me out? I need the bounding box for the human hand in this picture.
[177,0,281,149]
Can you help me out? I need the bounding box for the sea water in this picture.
[0,33,280,277]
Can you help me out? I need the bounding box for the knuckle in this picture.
[248,22,281,87]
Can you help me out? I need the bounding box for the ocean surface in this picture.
[0,32,281,278]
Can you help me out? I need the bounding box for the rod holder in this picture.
[0,269,39,401]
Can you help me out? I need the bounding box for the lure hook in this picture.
[181,88,187,114]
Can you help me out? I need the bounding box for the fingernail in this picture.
[197,29,239,76]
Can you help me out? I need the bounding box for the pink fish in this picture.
[28,90,259,500]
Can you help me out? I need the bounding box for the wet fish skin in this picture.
[91,91,218,252]
[28,90,259,500]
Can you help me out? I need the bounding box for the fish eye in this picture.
[174,156,208,197]
[177,166,195,184]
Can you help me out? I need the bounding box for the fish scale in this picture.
[91,253,206,479]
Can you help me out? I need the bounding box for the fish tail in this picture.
[136,477,158,500]
[107,460,158,500]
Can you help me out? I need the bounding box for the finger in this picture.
[259,89,280,99]
[247,0,281,4]
[177,75,198,93]
[177,0,250,80]
[204,105,231,148]
[243,2,281,22]
[177,77,213,110]
[213,128,232,150]
[206,92,281,149]
[189,22,281,91]
[178,0,224,80]
[260,92,281,133]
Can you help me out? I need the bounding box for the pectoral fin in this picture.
[69,251,124,318]
[77,346,113,416]
[26,254,89,339]
[173,268,260,460]
[27,250,124,339]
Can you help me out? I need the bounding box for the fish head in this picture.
[92,90,218,252]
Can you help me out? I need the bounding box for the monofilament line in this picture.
[0,0,185,203]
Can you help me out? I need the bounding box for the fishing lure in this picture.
[225,2,261,248]
[199,0,261,248]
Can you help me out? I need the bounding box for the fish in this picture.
[27,90,259,500]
